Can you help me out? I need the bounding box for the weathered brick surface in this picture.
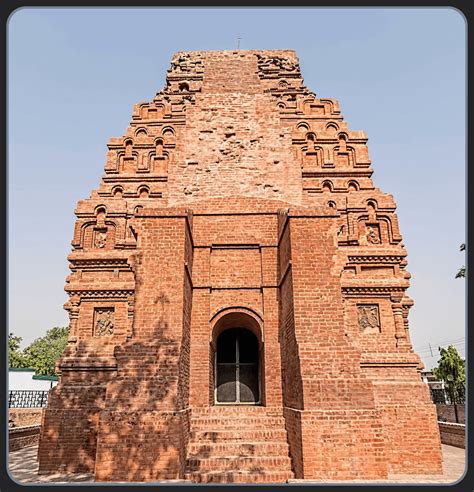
[38,49,442,482]
[436,403,465,424]
[438,423,465,449]
[185,406,294,483]
[9,408,43,427]
[9,425,41,452]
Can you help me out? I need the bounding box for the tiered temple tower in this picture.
[38,50,442,483]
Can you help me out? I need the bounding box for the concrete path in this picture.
[8,446,93,484]
[7,444,466,484]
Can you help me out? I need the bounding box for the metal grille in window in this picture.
[8,390,49,408]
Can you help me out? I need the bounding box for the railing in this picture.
[8,390,49,408]
[430,387,448,404]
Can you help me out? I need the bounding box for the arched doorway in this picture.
[215,328,260,404]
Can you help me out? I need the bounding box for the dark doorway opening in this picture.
[215,328,260,404]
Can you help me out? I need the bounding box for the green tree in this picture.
[455,243,465,278]
[8,333,29,368]
[23,326,69,376]
[433,345,465,404]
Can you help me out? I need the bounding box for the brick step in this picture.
[184,470,293,484]
[193,406,282,415]
[189,429,288,441]
[187,441,290,455]
[190,417,286,428]
[186,456,292,472]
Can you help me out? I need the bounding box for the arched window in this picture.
[215,328,260,404]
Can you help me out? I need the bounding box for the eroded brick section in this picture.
[38,50,442,483]
[167,51,303,204]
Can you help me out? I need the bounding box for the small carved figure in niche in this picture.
[95,308,114,336]
[94,230,107,249]
[357,305,380,333]
[366,225,381,244]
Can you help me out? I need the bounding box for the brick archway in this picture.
[210,307,264,347]
[210,309,264,405]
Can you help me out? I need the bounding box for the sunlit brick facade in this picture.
[38,50,442,483]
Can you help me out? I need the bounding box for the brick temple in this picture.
[38,50,442,483]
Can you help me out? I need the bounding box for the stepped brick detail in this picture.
[185,406,294,483]
[37,50,442,483]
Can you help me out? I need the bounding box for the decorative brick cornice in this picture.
[67,289,134,299]
[302,170,373,178]
[102,176,168,183]
[347,255,405,264]
[342,286,405,295]
[69,258,131,269]
[360,360,420,368]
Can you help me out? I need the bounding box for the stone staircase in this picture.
[184,406,294,483]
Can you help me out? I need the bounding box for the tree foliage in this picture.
[433,345,465,404]
[455,243,466,278]
[22,326,70,376]
[8,333,29,368]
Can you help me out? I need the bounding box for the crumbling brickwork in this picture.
[37,50,442,483]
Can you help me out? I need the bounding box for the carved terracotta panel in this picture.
[357,304,380,334]
[366,223,381,244]
[94,307,114,336]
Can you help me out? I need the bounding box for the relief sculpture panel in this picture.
[357,304,380,334]
[94,307,114,336]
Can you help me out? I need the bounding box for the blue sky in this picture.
[8,7,466,369]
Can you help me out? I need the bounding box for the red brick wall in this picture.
[9,425,41,452]
[279,211,388,479]
[436,403,465,424]
[38,49,443,482]
[438,422,465,448]
[278,216,304,410]
[166,52,303,205]
[38,383,109,474]
[92,212,192,481]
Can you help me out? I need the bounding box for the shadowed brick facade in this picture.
[37,50,442,483]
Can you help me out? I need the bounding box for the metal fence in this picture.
[8,390,49,408]
[430,387,448,404]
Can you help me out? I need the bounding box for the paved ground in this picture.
[8,446,93,483]
[8,444,466,484]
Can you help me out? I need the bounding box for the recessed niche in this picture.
[138,186,149,198]
[112,186,123,197]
